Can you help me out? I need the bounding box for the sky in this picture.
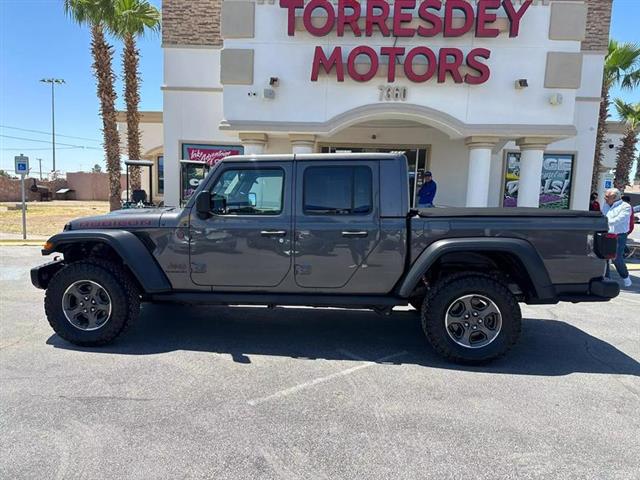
[0,0,639,175]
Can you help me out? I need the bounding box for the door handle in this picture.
[261,230,287,237]
[342,231,369,238]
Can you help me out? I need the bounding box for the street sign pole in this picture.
[21,174,26,240]
[15,154,29,240]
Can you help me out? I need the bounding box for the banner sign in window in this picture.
[180,143,244,204]
[503,152,574,209]
[181,143,244,166]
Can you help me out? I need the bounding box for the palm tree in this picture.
[65,0,122,211]
[112,0,160,191]
[612,99,640,191]
[591,40,640,193]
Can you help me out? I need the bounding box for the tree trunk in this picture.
[614,126,638,191]
[91,24,121,211]
[591,82,609,194]
[123,33,142,191]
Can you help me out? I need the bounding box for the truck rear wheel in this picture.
[421,275,521,364]
[44,260,140,346]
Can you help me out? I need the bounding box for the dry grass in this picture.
[0,201,109,238]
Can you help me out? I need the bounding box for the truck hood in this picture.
[68,207,181,231]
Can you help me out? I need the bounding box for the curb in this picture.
[0,240,46,246]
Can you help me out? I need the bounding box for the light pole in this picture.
[36,158,43,180]
[40,78,65,173]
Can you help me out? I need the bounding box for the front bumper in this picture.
[31,258,65,290]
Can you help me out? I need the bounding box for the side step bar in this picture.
[149,292,408,309]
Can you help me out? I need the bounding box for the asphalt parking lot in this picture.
[1,246,639,480]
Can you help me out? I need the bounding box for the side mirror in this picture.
[211,194,227,214]
[195,191,212,219]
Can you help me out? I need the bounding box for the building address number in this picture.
[378,85,408,102]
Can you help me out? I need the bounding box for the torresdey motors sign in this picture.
[280,0,532,83]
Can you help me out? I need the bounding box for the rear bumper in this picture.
[556,278,620,303]
[588,278,620,299]
[31,259,65,290]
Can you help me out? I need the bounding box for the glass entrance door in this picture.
[321,146,429,207]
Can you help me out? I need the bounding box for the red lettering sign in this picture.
[282,0,531,84]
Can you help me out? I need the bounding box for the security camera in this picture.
[269,77,279,87]
[515,79,529,89]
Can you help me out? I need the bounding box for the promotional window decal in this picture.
[180,143,245,204]
[181,143,244,166]
[503,152,574,209]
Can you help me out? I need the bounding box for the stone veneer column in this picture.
[289,134,316,155]
[239,133,268,155]
[465,137,498,207]
[516,138,553,208]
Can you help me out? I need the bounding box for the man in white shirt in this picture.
[602,188,632,287]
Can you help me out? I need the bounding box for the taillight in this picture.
[595,232,618,259]
[605,234,617,259]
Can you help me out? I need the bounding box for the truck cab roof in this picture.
[223,153,403,163]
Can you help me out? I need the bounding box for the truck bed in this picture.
[416,207,602,218]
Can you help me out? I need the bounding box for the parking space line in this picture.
[617,294,640,305]
[247,351,408,407]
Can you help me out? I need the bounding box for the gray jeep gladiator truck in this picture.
[32,153,620,363]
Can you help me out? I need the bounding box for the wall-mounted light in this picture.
[515,79,529,89]
[549,93,564,106]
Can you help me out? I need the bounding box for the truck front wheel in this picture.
[44,260,140,346]
[421,275,521,364]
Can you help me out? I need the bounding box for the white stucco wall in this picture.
[159,2,607,209]
[223,3,580,132]
[163,47,241,206]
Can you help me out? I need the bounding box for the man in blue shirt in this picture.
[417,171,437,208]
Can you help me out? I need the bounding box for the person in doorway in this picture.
[622,195,635,235]
[589,193,601,212]
[602,188,633,287]
[417,171,437,208]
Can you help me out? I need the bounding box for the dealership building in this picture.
[121,0,615,209]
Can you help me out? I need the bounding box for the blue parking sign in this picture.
[14,155,29,175]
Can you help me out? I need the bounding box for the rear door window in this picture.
[303,166,372,215]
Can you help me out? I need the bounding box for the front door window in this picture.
[212,169,284,215]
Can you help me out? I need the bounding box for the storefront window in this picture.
[320,146,428,207]
[180,143,245,205]
[157,155,164,194]
[503,152,574,209]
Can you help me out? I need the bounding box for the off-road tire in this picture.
[421,274,521,364]
[44,259,140,346]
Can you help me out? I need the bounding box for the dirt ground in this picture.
[0,201,109,238]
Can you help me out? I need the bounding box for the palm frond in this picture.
[111,0,161,38]
[604,40,640,89]
[64,0,117,27]
[613,99,640,130]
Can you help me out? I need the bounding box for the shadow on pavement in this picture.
[48,304,640,377]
